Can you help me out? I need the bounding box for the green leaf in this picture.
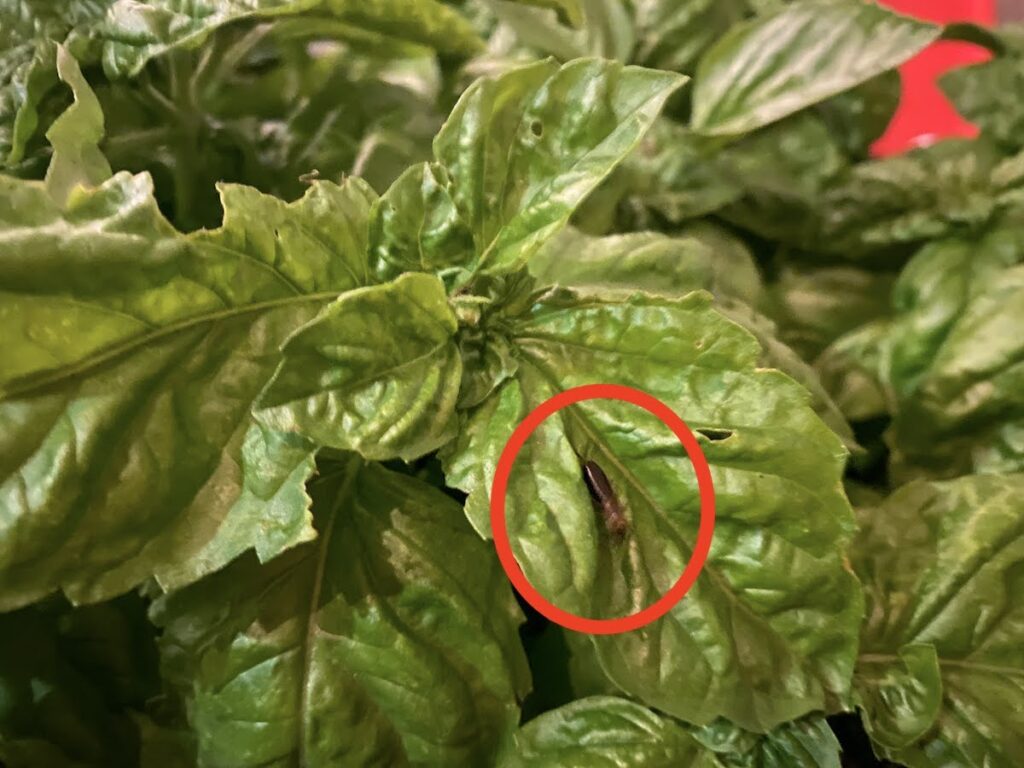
[368,162,476,283]
[691,0,939,136]
[856,644,941,750]
[486,0,636,62]
[443,286,861,731]
[376,57,685,277]
[526,227,853,450]
[528,225,762,305]
[851,475,1024,767]
[940,27,1024,154]
[498,696,724,767]
[816,320,894,423]
[0,2,107,166]
[100,0,485,78]
[45,46,112,206]
[695,715,841,768]
[762,265,896,361]
[632,0,748,74]
[883,226,1024,479]
[255,272,462,461]
[629,111,846,231]
[816,70,902,160]
[154,458,530,768]
[717,299,859,454]
[0,174,377,610]
[503,0,585,29]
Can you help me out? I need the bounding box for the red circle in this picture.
[489,383,715,635]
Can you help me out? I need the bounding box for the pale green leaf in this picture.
[0,174,376,610]
[154,458,530,768]
[528,225,761,305]
[691,0,939,136]
[44,46,111,206]
[852,475,1024,767]
[409,57,685,275]
[443,286,861,731]
[255,272,462,461]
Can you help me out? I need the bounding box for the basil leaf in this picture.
[852,475,1024,767]
[372,58,686,280]
[695,715,841,768]
[255,272,463,461]
[883,227,1024,479]
[443,287,861,730]
[101,0,485,78]
[632,0,748,74]
[940,27,1024,155]
[691,0,939,136]
[44,46,111,206]
[0,2,106,166]
[0,174,376,609]
[762,265,896,361]
[498,696,724,767]
[528,225,762,305]
[154,458,529,768]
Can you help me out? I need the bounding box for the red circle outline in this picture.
[489,383,715,635]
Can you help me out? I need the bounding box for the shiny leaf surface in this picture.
[852,475,1024,767]
[154,458,529,768]
[443,285,861,731]
[499,697,724,767]
[0,174,376,609]
[691,0,938,135]
[255,272,463,461]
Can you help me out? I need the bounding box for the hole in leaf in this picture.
[530,120,543,137]
[696,428,733,442]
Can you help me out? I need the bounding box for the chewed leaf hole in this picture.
[696,428,733,442]
[530,120,543,137]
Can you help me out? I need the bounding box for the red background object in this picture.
[871,0,996,156]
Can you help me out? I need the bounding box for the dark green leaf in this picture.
[632,0,748,74]
[0,596,165,768]
[883,225,1024,479]
[154,458,530,768]
[528,224,761,304]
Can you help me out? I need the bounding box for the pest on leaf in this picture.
[582,459,629,542]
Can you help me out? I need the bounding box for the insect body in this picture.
[582,460,629,541]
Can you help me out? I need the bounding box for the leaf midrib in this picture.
[517,353,816,658]
[2,291,341,397]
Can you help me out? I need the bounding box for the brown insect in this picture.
[582,460,629,541]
